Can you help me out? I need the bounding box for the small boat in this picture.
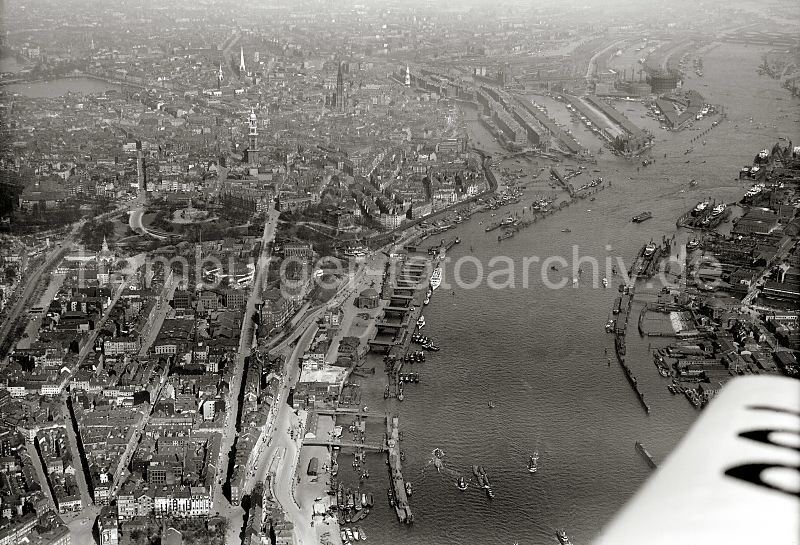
[384,385,389,399]
[556,530,573,545]
[561,228,571,233]
[417,315,426,329]
[352,529,360,541]
[488,401,495,409]
[632,211,653,223]
[341,530,348,543]
[687,238,700,251]
[387,489,395,507]
[405,482,412,496]
[528,452,539,473]
[346,528,354,541]
[602,277,608,288]
[457,476,468,490]
[486,487,494,499]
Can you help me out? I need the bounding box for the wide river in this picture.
[340,42,799,545]
[1,77,119,98]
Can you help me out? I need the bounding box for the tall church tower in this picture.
[245,108,259,165]
[217,62,224,89]
[239,45,247,75]
[336,62,345,112]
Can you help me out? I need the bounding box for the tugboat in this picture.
[556,530,573,545]
[457,476,468,490]
[527,452,539,473]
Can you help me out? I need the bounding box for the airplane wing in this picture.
[594,375,800,545]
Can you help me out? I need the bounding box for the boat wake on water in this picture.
[421,448,462,482]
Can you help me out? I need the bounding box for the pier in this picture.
[635,441,657,469]
[426,236,459,255]
[302,437,386,451]
[386,415,413,524]
[614,335,651,414]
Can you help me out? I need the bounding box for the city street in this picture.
[212,209,280,543]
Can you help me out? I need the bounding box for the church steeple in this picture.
[239,45,246,75]
[336,62,345,112]
[217,62,224,89]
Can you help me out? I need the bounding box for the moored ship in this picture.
[430,267,442,290]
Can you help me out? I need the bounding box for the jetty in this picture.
[614,336,651,414]
[635,441,657,469]
[386,416,413,523]
[426,237,459,255]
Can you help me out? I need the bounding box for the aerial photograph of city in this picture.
[0,0,798,544]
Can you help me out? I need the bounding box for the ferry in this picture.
[528,452,539,473]
[429,267,442,290]
[711,203,726,216]
[417,315,426,329]
[644,241,657,257]
[687,238,700,251]
[457,476,468,490]
[632,211,653,223]
[556,529,573,545]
